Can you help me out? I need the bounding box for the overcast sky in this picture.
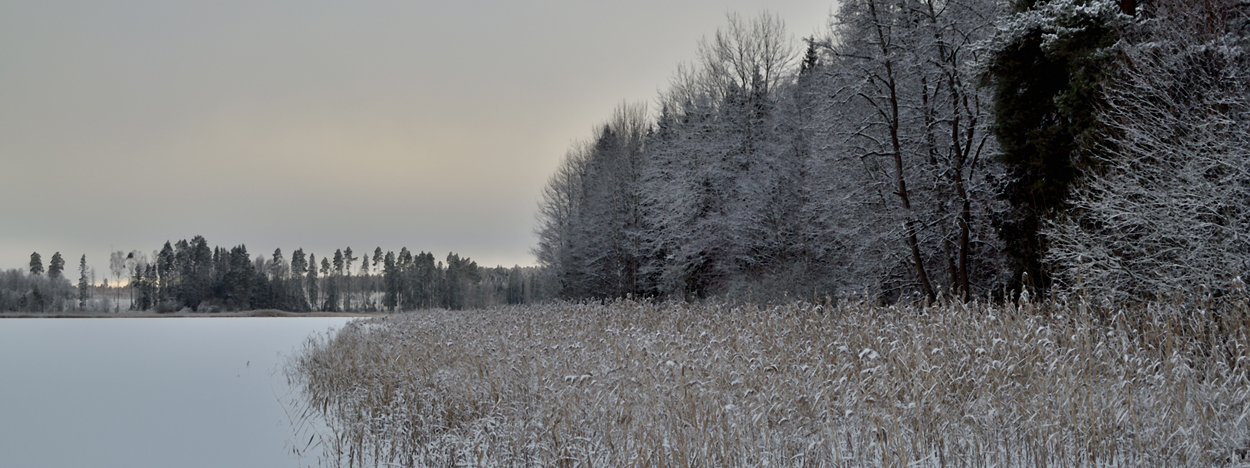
[1,1,835,273]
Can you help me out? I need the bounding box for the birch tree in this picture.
[533,142,589,297]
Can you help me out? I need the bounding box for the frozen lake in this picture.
[0,317,355,468]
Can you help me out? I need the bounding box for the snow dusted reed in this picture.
[288,298,1250,467]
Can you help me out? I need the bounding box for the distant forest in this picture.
[3,238,553,313]
[535,0,1250,304]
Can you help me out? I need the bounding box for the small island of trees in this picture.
[2,236,553,313]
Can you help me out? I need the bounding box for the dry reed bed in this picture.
[287,299,1250,467]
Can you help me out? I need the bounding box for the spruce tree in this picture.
[306,253,319,311]
[78,254,89,310]
[290,248,308,311]
[982,0,1126,293]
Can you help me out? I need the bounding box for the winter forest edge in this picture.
[5,0,1250,313]
[535,0,1250,307]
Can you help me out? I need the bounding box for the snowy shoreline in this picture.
[0,309,387,319]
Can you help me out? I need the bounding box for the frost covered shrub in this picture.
[288,300,1250,467]
[1045,0,1250,302]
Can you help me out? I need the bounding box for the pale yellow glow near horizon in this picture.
[0,0,836,272]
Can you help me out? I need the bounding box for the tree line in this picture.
[535,0,1250,304]
[3,237,555,313]
[0,251,86,312]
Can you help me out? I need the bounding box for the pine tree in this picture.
[320,256,334,311]
[268,248,287,309]
[307,253,319,311]
[397,248,413,309]
[331,249,345,311]
[157,242,175,302]
[29,252,43,277]
[48,252,65,279]
[188,236,213,310]
[342,247,356,311]
[382,251,398,311]
[223,245,252,310]
[290,248,309,311]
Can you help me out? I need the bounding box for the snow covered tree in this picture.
[560,103,649,299]
[532,7,1007,302]
[1045,0,1250,302]
[533,142,589,297]
[270,248,286,280]
[809,0,1004,301]
[636,11,800,299]
[108,250,126,311]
